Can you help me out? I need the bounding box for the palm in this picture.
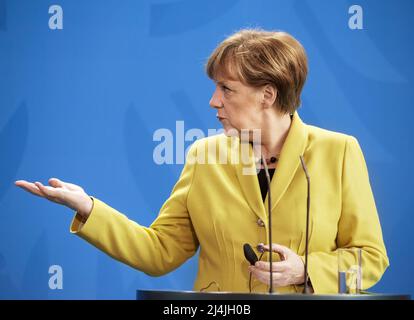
[15,178,90,213]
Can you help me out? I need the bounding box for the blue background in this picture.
[1,0,413,299]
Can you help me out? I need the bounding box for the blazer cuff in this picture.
[70,197,96,234]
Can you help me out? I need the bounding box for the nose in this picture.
[209,87,223,109]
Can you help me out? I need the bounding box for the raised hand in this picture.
[15,178,93,218]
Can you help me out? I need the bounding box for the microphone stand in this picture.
[261,155,311,294]
[299,155,311,294]
[261,155,273,294]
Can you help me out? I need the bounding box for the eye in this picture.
[221,85,231,92]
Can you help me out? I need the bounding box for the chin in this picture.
[223,126,240,138]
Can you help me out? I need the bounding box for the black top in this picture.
[257,168,275,202]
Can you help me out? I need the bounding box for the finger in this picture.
[254,260,289,272]
[249,266,283,285]
[15,180,31,187]
[15,180,45,197]
[250,268,285,287]
[50,178,82,192]
[35,181,64,200]
[49,178,79,192]
[261,243,291,258]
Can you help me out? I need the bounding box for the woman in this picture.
[15,29,389,294]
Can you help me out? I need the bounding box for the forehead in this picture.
[212,66,241,85]
[211,55,240,80]
[214,77,240,86]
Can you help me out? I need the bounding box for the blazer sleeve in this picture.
[305,136,389,294]
[69,142,200,276]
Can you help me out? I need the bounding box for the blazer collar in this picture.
[233,111,308,222]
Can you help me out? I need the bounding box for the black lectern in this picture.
[137,289,410,300]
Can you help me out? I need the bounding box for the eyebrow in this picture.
[216,80,232,87]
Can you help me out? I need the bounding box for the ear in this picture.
[262,84,277,109]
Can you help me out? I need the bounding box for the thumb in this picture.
[48,178,64,188]
[49,178,83,192]
[262,243,291,259]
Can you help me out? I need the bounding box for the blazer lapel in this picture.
[265,112,308,211]
[232,112,308,221]
[232,139,267,223]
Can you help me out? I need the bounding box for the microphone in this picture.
[299,155,311,294]
[243,243,259,265]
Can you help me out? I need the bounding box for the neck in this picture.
[253,112,292,159]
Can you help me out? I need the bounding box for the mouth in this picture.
[216,114,226,121]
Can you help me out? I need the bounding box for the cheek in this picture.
[225,105,243,125]
[225,107,240,125]
[224,97,241,114]
[224,96,256,126]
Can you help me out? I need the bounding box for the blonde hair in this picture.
[206,29,308,114]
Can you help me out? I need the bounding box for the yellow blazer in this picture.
[70,112,389,294]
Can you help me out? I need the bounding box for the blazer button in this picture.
[257,218,265,227]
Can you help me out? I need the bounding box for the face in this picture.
[209,75,265,137]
